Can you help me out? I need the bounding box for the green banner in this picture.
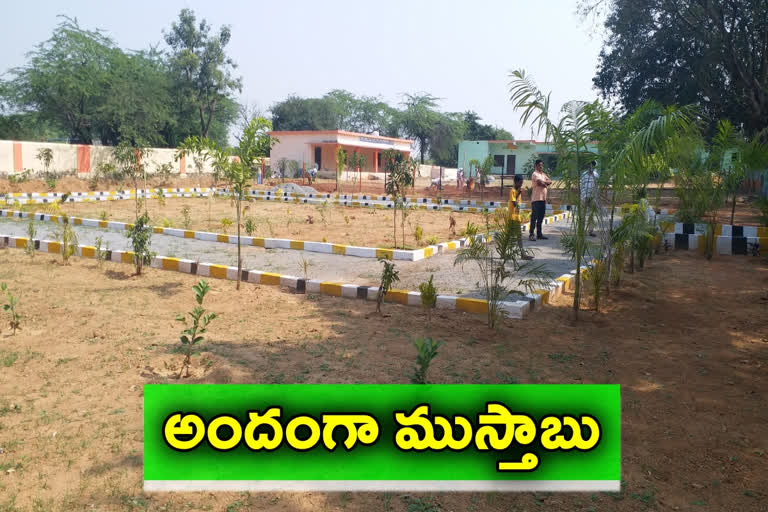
[144,384,620,492]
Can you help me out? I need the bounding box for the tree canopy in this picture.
[0,12,240,147]
[589,0,768,135]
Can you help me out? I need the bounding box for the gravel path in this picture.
[1,216,579,298]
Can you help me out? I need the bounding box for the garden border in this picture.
[0,233,581,320]
[0,207,574,261]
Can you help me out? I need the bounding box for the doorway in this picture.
[314,147,322,169]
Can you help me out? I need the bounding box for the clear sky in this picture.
[1,0,604,140]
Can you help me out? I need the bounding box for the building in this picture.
[457,139,599,177]
[268,130,413,177]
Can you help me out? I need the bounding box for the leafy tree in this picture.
[114,143,152,219]
[226,117,276,290]
[335,146,347,194]
[399,93,440,164]
[588,0,768,135]
[163,8,242,139]
[126,212,155,275]
[383,149,416,249]
[1,16,116,143]
[176,280,217,378]
[376,258,400,314]
[270,95,338,131]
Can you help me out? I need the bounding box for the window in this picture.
[493,155,505,168]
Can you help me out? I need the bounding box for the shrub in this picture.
[376,258,400,314]
[220,217,233,234]
[244,216,257,236]
[410,338,443,384]
[176,280,217,379]
[1,282,21,335]
[25,219,36,259]
[181,206,192,229]
[162,218,173,228]
[425,235,439,245]
[99,210,109,221]
[418,275,437,323]
[414,225,424,245]
[54,215,78,264]
[126,212,154,275]
[94,236,109,267]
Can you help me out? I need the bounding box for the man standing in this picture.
[529,160,552,241]
[509,174,534,260]
[581,161,599,237]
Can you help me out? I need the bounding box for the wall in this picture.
[0,139,218,177]
[457,140,600,176]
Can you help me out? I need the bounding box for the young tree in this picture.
[114,142,152,220]
[399,93,440,164]
[36,148,54,175]
[383,150,416,249]
[335,145,347,194]
[225,117,276,290]
[163,8,242,139]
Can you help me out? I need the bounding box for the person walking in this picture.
[581,161,599,237]
[529,160,552,241]
[509,174,534,260]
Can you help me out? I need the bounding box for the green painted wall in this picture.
[457,140,599,176]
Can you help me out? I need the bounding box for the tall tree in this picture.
[399,93,441,164]
[164,8,242,140]
[1,16,116,143]
[270,96,338,131]
[589,0,768,135]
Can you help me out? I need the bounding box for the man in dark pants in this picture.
[529,159,552,241]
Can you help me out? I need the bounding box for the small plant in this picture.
[220,217,233,234]
[426,235,439,245]
[99,210,109,221]
[315,201,330,225]
[418,275,437,323]
[154,188,167,207]
[45,175,57,190]
[584,258,607,312]
[1,282,21,335]
[25,219,37,258]
[54,216,79,264]
[410,338,443,384]
[305,215,314,224]
[176,280,217,379]
[266,218,275,237]
[344,215,350,225]
[414,225,424,245]
[126,212,154,275]
[449,214,457,237]
[180,206,192,229]
[376,258,400,314]
[94,236,109,267]
[162,218,173,228]
[244,216,257,236]
[298,254,312,280]
[156,162,174,185]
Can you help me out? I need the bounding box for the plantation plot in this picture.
[0,250,765,511]
[56,196,491,249]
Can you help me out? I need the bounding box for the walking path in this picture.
[0,216,577,299]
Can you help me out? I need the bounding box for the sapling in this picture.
[126,213,154,276]
[221,217,233,234]
[180,206,192,229]
[94,236,109,267]
[376,258,400,314]
[25,219,36,258]
[176,280,217,379]
[414,225,424,245]
[54,215,78,264]
[410,338,443,384]
[298,254,312,280]
[1,283,21,335]
[418,275,437,323]
[244,216,257,236]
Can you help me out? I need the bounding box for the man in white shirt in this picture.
[581,161,600,237]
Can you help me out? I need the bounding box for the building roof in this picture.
[268,130,413,145]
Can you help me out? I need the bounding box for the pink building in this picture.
[268,130,413,176]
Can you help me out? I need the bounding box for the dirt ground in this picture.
[0,247,766,511]
[53,197,491,249]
